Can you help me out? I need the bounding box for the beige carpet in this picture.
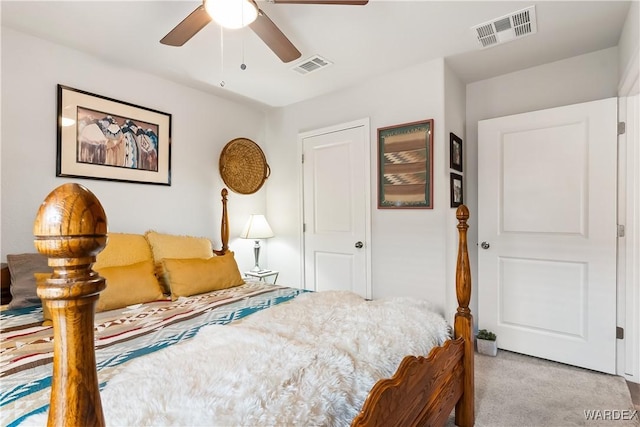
[447,350,639,427]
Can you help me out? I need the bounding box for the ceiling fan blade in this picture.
[160,5,212,46]
[272,0,368,4]
[249,9,302,63]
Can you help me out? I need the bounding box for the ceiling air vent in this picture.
[292,55,333,75]
[472,5,537,49]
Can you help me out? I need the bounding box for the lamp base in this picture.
[251,240,262,272]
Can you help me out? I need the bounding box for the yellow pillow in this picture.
[94,233,153,270]
[95,259,165,312]
[145,231,215,292]
[37,260,164,324]
[162,252,244,300]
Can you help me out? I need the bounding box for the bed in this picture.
[1,183,474,427]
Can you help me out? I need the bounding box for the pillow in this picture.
[93,233,153,270]
[162,252,244,300]
[95,259,165,312]
[7,253,51,309]
[39,260,165,323]
[145,231,215,292]
[145,231,214,260]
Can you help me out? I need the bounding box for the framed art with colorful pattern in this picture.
[57,85,172,185]
[378,119,434,209]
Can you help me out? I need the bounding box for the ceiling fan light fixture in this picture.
[205,0,258,29]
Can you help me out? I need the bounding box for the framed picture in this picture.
[450,172,464,207]
[57,85,172,185]
[378,119,434,209]
[450,132,463,172]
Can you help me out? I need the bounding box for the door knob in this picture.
[355,241,363,249]
[480,241,490,249]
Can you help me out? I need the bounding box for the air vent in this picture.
[292,55,333,75]
[472,6,537,49]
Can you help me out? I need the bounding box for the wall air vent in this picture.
[472,5,537,49]
[292,55,333,75]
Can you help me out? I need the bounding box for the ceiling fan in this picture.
[160,0,368,63]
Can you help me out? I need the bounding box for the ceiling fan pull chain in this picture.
[241,33,247,70]
[220,27,225,87]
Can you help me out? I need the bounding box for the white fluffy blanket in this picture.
[25,291,449,427]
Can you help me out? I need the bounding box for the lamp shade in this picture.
[205,0,258,29]
[240,215,274,239]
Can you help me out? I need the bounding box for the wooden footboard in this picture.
[352,205,474,427]
[352,338,465,427]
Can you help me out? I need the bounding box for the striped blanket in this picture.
[0,282,306,427]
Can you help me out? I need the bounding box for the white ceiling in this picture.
[1,1,632,109]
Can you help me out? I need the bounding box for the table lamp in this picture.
[240,214,274,272]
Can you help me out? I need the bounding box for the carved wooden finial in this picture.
[456,204,469,224]
[34,183,107,255]
[33,183,107,427]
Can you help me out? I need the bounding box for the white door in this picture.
[301,120,371,298]
[478,97,618,374]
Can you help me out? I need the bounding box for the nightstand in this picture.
[245,270,279,284]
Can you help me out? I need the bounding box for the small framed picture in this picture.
[449,132,463,172]
[450,172,463,207]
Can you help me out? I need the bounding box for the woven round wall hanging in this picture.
[219,138,270,194]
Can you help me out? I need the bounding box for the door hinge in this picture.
[618,224,625,237]
[617,326,624,339]
[618,122,626,135]
[301,154,304,163]
[303,223,306,232]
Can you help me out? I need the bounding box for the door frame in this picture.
[298,118,372,296]
[617,48,640,383]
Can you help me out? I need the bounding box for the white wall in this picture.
[265,47,621,318]
[265,58,464,313]
[443,62,467,320]
[618,1,639,87]
[0,28,267,272]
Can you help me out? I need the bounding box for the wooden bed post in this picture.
[214,188,229,256]
[33,183,108,427]
[454,205,474,427]
[351,205,475,427]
